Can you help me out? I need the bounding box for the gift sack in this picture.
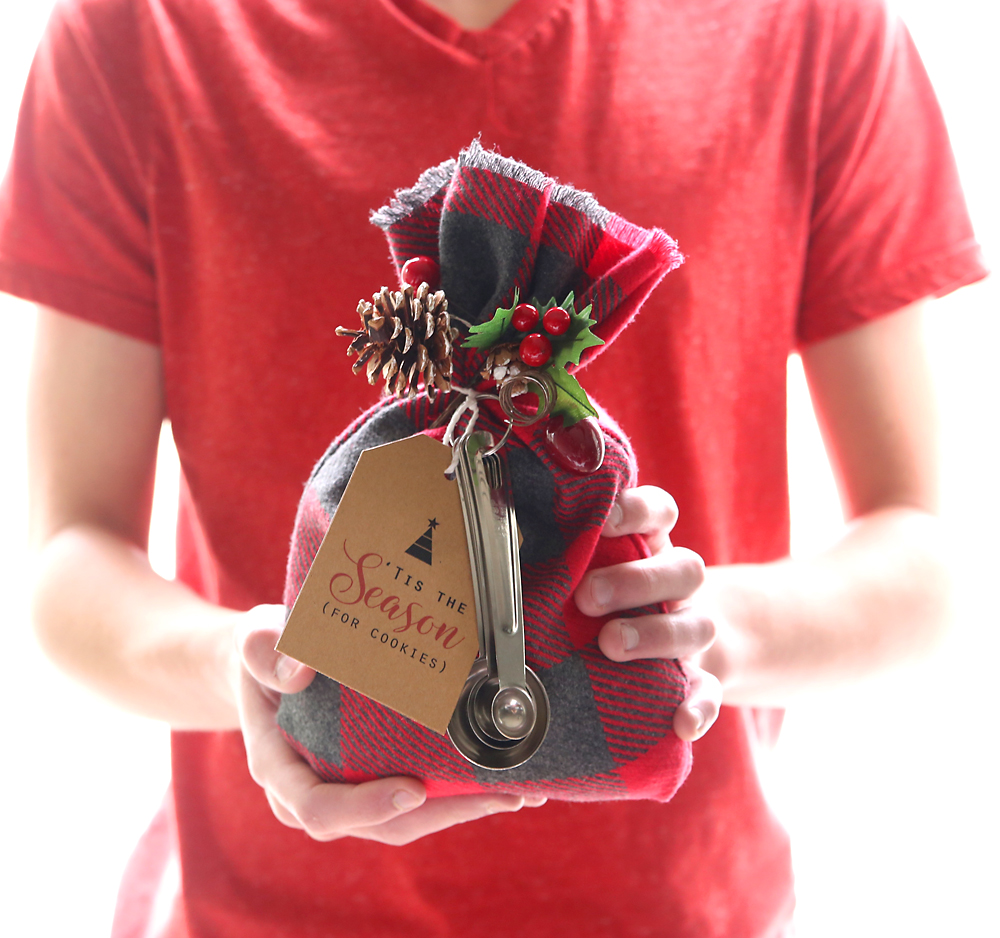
[278,141,691,802]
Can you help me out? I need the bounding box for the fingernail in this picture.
[274,655,299,684]
[488,799,521,814]
[392,789,423,811]
[689,707,707,737]
[620,622,639,651]
[607,502,623,529]
[591,576,613,609]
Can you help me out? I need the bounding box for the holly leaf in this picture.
[552,303,604,370]
[538,292,574,314]
[547,366,599,426]
[535,294,604,369]
[462,290,519,350]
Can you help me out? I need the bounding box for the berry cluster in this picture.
[510,303,570,367]
[400,260,572,370]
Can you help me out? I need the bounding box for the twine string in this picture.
[440,370,557,475]
[442,384,500,476]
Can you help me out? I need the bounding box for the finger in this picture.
[238,666,317,789]
[289,776,431,840]
[236,604,315,694]
[266,789,305,830]
[575,547,705,616]
[597,606,716,662]
[672,664,722,742]
[345,793,535,847]
[238,669,427,838]
[258,734,428,839]
[603,486,678,547]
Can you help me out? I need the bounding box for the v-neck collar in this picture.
[377,0,570,62]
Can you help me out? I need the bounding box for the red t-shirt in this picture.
[0,0,986,935]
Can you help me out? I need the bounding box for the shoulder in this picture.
[33,0,155,156]
[49,0,142,44]
[661,0,900,65]
[47,0,232,60]
[753,0,899,50]
[793,0,894,22]
[806,0,902,53]
[39,0,148,102]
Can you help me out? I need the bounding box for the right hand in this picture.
[233,605,545,845]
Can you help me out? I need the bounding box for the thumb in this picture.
[235,604,316,694]
[673,663,722,742]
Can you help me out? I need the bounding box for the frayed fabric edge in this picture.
[371,140,620,233]
[370,158,457,230]
[458,139,555,197]
[550,182,612,229]
[461,140,613,229]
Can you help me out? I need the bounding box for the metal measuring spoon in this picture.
[448,431,550,770]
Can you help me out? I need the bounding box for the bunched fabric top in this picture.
[370,140,683,381]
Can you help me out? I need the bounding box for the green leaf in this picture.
[462,290,519,350]
[547,366,599,426]
[551,303,604,370]
[460,289,602,426]
[538,292,574,314]
[532,294,604,368]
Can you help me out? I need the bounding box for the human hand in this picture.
[233,605,544,845]
[573,487,724,741]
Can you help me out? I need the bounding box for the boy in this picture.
[1,0,985,934]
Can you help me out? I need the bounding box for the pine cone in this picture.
[482,342,529,394]
[336,283,459,399]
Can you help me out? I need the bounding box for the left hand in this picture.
[574,486,723,741]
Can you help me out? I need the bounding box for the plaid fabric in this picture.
[278,142,691,802]
[370,140,683,385]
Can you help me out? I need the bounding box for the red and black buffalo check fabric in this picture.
[279,141,692,802]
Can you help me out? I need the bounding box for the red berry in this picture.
[519,333,552,367]
[542,306,571,336]
[544,416,605,474]
[400,256,440,290]
[511,303,540,332]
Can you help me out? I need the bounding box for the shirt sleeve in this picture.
[0,0,158,343]
[796,1,988,346]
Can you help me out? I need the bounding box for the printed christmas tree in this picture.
[405,518,438,565]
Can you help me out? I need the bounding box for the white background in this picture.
[0,1,997,935]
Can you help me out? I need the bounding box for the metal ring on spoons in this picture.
[484,370,557,456]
